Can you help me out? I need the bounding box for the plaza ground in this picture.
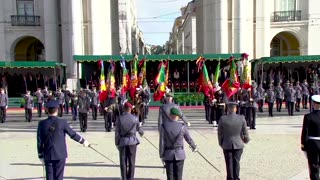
[0,107,310,180]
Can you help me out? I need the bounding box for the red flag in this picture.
[221,79,240,98]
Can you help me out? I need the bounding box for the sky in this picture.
[136,0,191,46]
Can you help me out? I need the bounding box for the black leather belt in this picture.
[165,147,183,150]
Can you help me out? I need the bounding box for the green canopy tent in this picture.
[73,54,243,92]
[256,55,320,84]
[0,61,67,92]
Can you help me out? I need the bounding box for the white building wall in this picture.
[91,0,112,55]
[307,0,320,55]
[43,0,58,61]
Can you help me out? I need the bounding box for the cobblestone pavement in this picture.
[0,107,310,180]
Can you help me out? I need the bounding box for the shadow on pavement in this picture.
[10,162,163,169]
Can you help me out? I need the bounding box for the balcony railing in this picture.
[272,10,301,22]
[11,15,40,26]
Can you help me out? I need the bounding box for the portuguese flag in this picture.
[222,57,240,98]
[196,57,214,98]
[129,55,138,99]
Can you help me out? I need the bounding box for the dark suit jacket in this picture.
[218,112,249,150]
[301,110,320,151]
[37,116,85,160]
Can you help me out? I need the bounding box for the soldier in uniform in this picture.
[295,81,303,112]
[103,95,116,132]
[257,84,265,112]
[158,93,190,132]
[275,83,284,112]
[114,96,124,124]
[218,102,250,180]
[301,95,320,180]
[0,88,8,123]
[62,86,71,114]
[159,107,198,180]
[248,83,260,130]
[37,100,90,180]
[240,89,250,125]
[35,88,44,117]
[90,86,100,120]
[42,86,49,114]
[285,83,296,116]
[115,102,144,180]
[284,80,290,109]
[301,79,309,109]
[204,94,211,123]
[265,84,275,117]
[70,90,78,121]
[142,82,151,119]
[56,89,65,117]
[78,90,90,132]
[212,87,226,127]
[24,90,34,122]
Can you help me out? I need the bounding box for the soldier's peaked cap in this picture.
[170,107,182,117]
[46,100,59,108]
[312,95,320,104]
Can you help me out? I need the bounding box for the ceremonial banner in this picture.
[221,57,240,98]
[153,61,167,101]
[120,57,130,95]
[129,55,138,99]
[98,60,107,102]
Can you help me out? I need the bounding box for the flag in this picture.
[221,58,240,98]
[129,55,138,99]
[98,60,107,102]
[120,56,130,95]
[106,60,116,98]
[138,58,146,86]
[242,63,251,89]
[164,60,169,87]
[196,57,214,98]
[214,60,220,85]
[155,62,166,84]
[153,61,167,101]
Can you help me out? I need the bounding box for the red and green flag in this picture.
[98,60,107,102]
[222,57,240,98]
[214,60,220,85]
[153,61,167,101]
[138,58,146,86]
[196,57,214,98]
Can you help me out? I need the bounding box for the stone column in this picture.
[43,0,58,61]
[233,0,247,53]
[0,0,5,60]
[91,0,112,54]
[215,0,228,53]
[255,0,270,58]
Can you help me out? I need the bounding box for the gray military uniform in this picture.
[218,112,249,180]
[218,112,249,149]
[115,112,144,180]
[35,91,44,103]
[158,103,189,131]
[0,93,8,107]
[159,120,196,161]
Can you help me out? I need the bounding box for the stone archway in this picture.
[14,36,44,61]
[270,31,300,57]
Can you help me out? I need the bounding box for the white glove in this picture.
[212,99,217,103]
[303,151,307,159]
[187,122,191,127]
[83,140,90,147]
[249,98,253,101]
[5,106,7,109]
[192,146,199,152]
[39,158,44,164]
